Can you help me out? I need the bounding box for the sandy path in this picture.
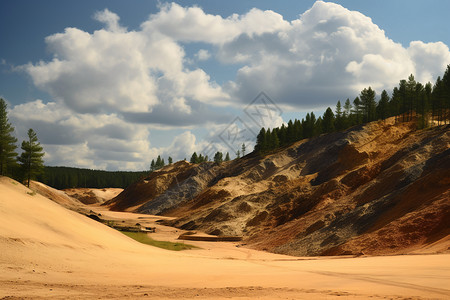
[1,178,449,299]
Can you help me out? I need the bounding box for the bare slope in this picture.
[64,187,123,204]
[107,119,450,256]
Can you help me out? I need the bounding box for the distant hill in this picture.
[105,118,450,256]
[36,166,148,189]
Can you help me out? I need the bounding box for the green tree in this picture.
[322,107,335,133]
[190,152,198,164]
[254,128,267,154]
[236,149,240,159]
[377,90,390,120]
[334,101,344,131]
[343,98,352,117]
[150,159,155,171]
[224,152,230,161]
[168,156,173,164]
[352,97,362,125]
[406,74,417,121]
[241,143,246,156]
[359,87,376,122]
[270,129,280,150]
[18,129,44,187]
[213,151,223,163]
[0,98,18,176]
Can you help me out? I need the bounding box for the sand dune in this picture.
[1,176,449,299]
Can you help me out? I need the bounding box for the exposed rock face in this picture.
[106,118,450,256]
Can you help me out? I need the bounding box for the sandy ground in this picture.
[1,177,449,299]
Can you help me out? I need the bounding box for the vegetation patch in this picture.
[121,231,199,251]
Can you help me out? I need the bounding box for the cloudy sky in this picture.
[1,1,449,171]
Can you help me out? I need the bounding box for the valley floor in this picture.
[1,178,449,299]
[2,210,449,299]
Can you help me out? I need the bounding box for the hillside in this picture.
[106,118,450,256]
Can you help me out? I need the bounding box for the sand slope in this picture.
[1,176,450,299]
[106,120,450,257]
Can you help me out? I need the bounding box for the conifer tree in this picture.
[360,87,376,123]
[0,98,18,176]
[352,97,362,125]
[271,129,280,150]
[241,143,246,156]
[334,101,344,131]
[190,152,198,164]
[150,159,155,171]
[254,128,267,154]
[224,152,230,161]
[213,151,223,163]
[18,128,44,187]
[278,124,287,146]
[293,119,303,141]
[322,107,335,133]
[168,156,173,164]
[377,90,390,120]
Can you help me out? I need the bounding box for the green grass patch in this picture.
[121,231,199,251]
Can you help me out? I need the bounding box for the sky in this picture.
[1,0,450,171]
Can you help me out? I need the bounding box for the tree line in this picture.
[255,67,450,154]
[0,98,45,187]
[36,166,147,189]
[151,143,246,169]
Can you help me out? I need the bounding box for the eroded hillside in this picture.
[106,118,450,256]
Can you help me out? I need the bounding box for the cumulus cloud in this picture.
[23,9,228,116]
[9,100,152,170]
[220,1,449,108]
[12,1,450,170]
[142,3,289,44]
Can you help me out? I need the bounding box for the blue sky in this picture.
[1,1,449,170]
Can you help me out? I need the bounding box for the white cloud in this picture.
[12,2,450,170]
[9,100,152,170]
[23,9,228,115]
[142,3,289,44]
[220,1,450,107]
[195,49,211,61]
[94,8,125,33]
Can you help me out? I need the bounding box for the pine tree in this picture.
[322,107,335,133]
[343,98,352,128]
[224,152,230,161]
[236,149,240,159]
[334,101,344,131]
[271,129,280,150]
[278,124,287,146]
[18,129,44,187]
[287,119,295,142]
[241,143,246,156]
[360,87,376,122]
[213,151,223,163]
[293,119,303,141]
[343,98,352,117]
[168,156,173,164]
[377,90,390,120]
[441,65,450,124]
[406,74,417,121]
[0,98,18,176]
[254,128,267,154]
[190,152,198,164]
[352,97,362,125]
[150,159,155,171]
